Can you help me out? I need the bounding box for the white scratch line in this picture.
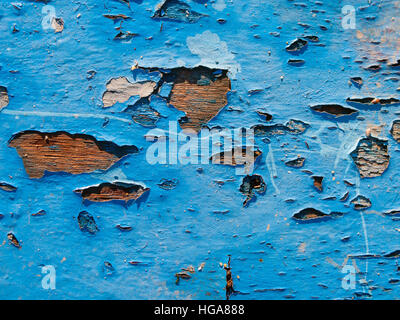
[1,110,132,123]
[356,173,370,290]
[267,144,279,194]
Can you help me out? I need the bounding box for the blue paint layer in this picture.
[0,0,400,300]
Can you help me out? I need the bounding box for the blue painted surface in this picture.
[0,0,399,299]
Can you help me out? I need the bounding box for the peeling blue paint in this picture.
[0,0,400,300]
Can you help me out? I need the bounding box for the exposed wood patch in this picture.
[103,14,130,21]
[346,97,400,108]
[350,77,363,88]
[116,225,133,232]
[251,119,309,137]
[303,35,319,42]
[31,209,46,216]
[74,182,149,203]
[384,250,400,258]
[210,147,262,167]
[363,64,381,71]
[350,136,389,178]
[256,110,273,121]
[340,191,349,202]
[293,208,344,222]
[0,182,17,192]
[139,66,231,132]
[102,77,157,108]
[239,174,266,206]
[9,131,138,178]
[312,176,323,192]
[286,38,308,54]
[351,195,372,210]
[167,67,231,132]
[113,31,138,41]
[285,157,305,168]
[383,209,400,216]
[51,17,64,33]
[390,120,400,142]
[7,232,21,248]
[310,104,358,117]
[0,86,9,110]
[287,59,305,66]
[224,256,235,300]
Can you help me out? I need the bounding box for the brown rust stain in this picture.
[9,131,138,178]
[74,182,149,203]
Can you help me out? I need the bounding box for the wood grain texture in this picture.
[74,182,149,203]
[350,136,389,178]
[168,67,231,132]
[9,131,138,178]
[138,66,231,132]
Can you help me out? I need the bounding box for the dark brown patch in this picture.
[31,209,46,216]
[293,208,328,221]
[312,176,323,192]
[286,38,308,53]
[363,64,381,71]
[351,195,371,210]
[288,59,305,66]
[350,77,363,87]
[346,97,400,107]
[285,157,305,168]
[113,31,138,41]
[103,14,130,20]
[239,174,266,206]
[310,104,358,117]
[116,224,133,231]
[256,110,273,121]
[224,256,235,300]
[293,208,344,221]
[0,182,17,192]
[7,232,21,248]
[340,191,349,202]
